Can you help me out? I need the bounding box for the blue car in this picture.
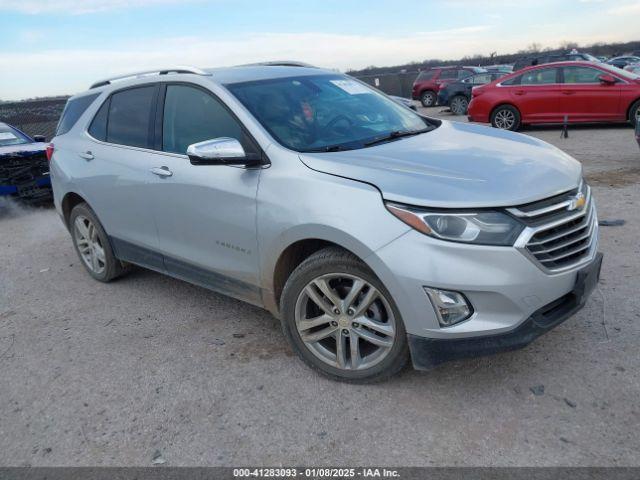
[0,122,52,203]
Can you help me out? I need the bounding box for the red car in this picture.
[412,66,485,107]
[467,61,640,130]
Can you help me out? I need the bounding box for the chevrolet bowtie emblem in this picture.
[568,192,586,211]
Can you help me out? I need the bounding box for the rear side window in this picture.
[106,86,156,148]
[56,93,100,136]
[439,70,457,80]
[162,84,257,155]
[416,70,435,81]
[501,75,521,85]
[520,68,558,85]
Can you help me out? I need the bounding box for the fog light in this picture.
[424,287,473,327]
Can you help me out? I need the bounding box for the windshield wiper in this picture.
[304,143,354,153]
[363,128,431,147]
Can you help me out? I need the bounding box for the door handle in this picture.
[513,90,525,96]
[150,166,173,177]
[79,151,94,161]
[562,90,576,95]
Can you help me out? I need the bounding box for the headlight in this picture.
[385,202,524,246]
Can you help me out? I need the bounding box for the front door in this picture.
[148,83,263,305]
[559,66,622,122]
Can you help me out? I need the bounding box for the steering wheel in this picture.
[322,114,354,135]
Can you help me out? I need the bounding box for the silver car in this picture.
[49,65,602,382]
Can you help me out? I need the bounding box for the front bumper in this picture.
[409,252,602,370]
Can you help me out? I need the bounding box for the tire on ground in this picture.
[490,104,521,131]
[420,90,436,108]
[69,202,130,282]
[279,246,409,383]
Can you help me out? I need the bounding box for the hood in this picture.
[0,142,47,159]
[299,121,582,208]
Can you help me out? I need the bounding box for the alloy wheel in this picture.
[294,273,396,371]
[451,96,469,115]
[73,215,106,274]
[494,109,516,129]
[421,92,435,107]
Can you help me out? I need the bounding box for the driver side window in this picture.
[162,85,257,155]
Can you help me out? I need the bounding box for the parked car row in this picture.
[437,72,506,115]
[411,66,486,107]
[467,61,640,131]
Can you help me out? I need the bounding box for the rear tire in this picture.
[629,100,640,127]
[280,247,409,383]
[450,95,469,115]
[69,203,129,282]
[420,90,436,108]
[490,104,521,131]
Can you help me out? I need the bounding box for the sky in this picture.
[1,0,639,100]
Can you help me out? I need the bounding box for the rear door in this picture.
[560,65,621,122]
[83,84,163,268]
[510,67,562,123]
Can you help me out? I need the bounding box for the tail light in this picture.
[471,86,485,97]
[45,143,54,162]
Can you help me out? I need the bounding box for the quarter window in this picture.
[162,85,255,155]
[520,68,558,85]
[563,66,605,84]
[57,93,100,136]
[106,86,156,148]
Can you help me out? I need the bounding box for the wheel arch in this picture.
[626,97,640,122]
[61,191,89,229]
[264,227,379,316]
[490,102,521,120]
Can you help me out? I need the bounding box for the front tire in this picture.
[280,247,409,383]
[490,104,521,131]
[69,203,129,282]
[420,90,436,108]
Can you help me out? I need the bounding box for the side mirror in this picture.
[598,74,616,85]
[33,135,46,142]
[186,137,259,166]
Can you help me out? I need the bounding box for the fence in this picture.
[352,71,419,98]
[0,98,68,140]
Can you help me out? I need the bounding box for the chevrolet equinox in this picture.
[49,64,602,382]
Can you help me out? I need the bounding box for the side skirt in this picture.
[110,236,263,307]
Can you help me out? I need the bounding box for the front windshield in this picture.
[0,125,31,147]
[599,62,640,80]
[227,74,431,152]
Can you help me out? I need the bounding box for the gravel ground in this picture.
[0,109,638,467]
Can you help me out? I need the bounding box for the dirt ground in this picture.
[0,108,638,467]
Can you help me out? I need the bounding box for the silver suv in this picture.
[50,64,602,382]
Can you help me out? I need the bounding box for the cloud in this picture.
[0,0,189,14]
[606,1,640,15]
[0,29,497,98]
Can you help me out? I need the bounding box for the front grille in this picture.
[0,151,48,186]
[509,182,598,272]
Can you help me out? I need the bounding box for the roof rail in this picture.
[89,66,209,89]
[238,61,318,68]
